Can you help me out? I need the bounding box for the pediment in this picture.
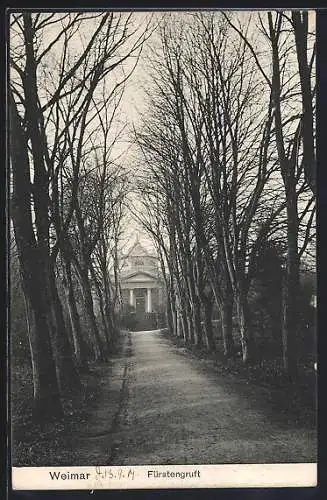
[121,271,158,282]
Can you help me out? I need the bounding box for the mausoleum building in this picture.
[120,237,164,314]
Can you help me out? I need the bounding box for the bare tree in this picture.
[137,14,281,362]
[215,11,315,375]
[133,12,315,372]
[9,11,151,417]
[10,89,63,420]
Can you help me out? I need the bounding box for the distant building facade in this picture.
[119,237,164,314]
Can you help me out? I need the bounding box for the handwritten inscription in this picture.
[95,467,135,481]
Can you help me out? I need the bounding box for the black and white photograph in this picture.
[8,9,317,489]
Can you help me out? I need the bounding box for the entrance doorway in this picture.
[135,295,145,313]
[134,288,146,313]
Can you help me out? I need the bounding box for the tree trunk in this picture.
[85,288,104,360]
[48,267,82,394]
[180,298,190,342]
[28,284,64,420]
[193,295,204,348]
[172,292,181,337]
[165,288,174,333]
[10,90,63,421]
[107,306,118,350]
[91,267,112,353]
[103,275,118,350]
[292,11,316,194]
[236,290,254,363]
[171,290,179,337]
[203,294,216,352]
[186,298,194,344]
[21,275,63,420]
[17,247,64,419]
[63,262,89,370]
[220,294,235,358]
[99,293,112,350]
[176,312,182,338]
[176,286,189,341]
[78,269,107,361]
[166,301,174,333]
[211,281,235,358]
[282,196,300,379]
[268,12,301,378]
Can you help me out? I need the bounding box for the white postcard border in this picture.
[12,463,317,490]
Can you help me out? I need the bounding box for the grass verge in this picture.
[11,334,126,466]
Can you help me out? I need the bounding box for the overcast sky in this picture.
[10,10,316,255]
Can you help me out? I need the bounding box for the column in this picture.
[129,289,134,307]
[147,288,152,313]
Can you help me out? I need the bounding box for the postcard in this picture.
[9,9,317,491]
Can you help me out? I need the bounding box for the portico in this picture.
[128,286,153,313]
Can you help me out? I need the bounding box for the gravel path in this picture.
[110,330,316,465]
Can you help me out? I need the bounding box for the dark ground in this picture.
[11,330,317,466]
